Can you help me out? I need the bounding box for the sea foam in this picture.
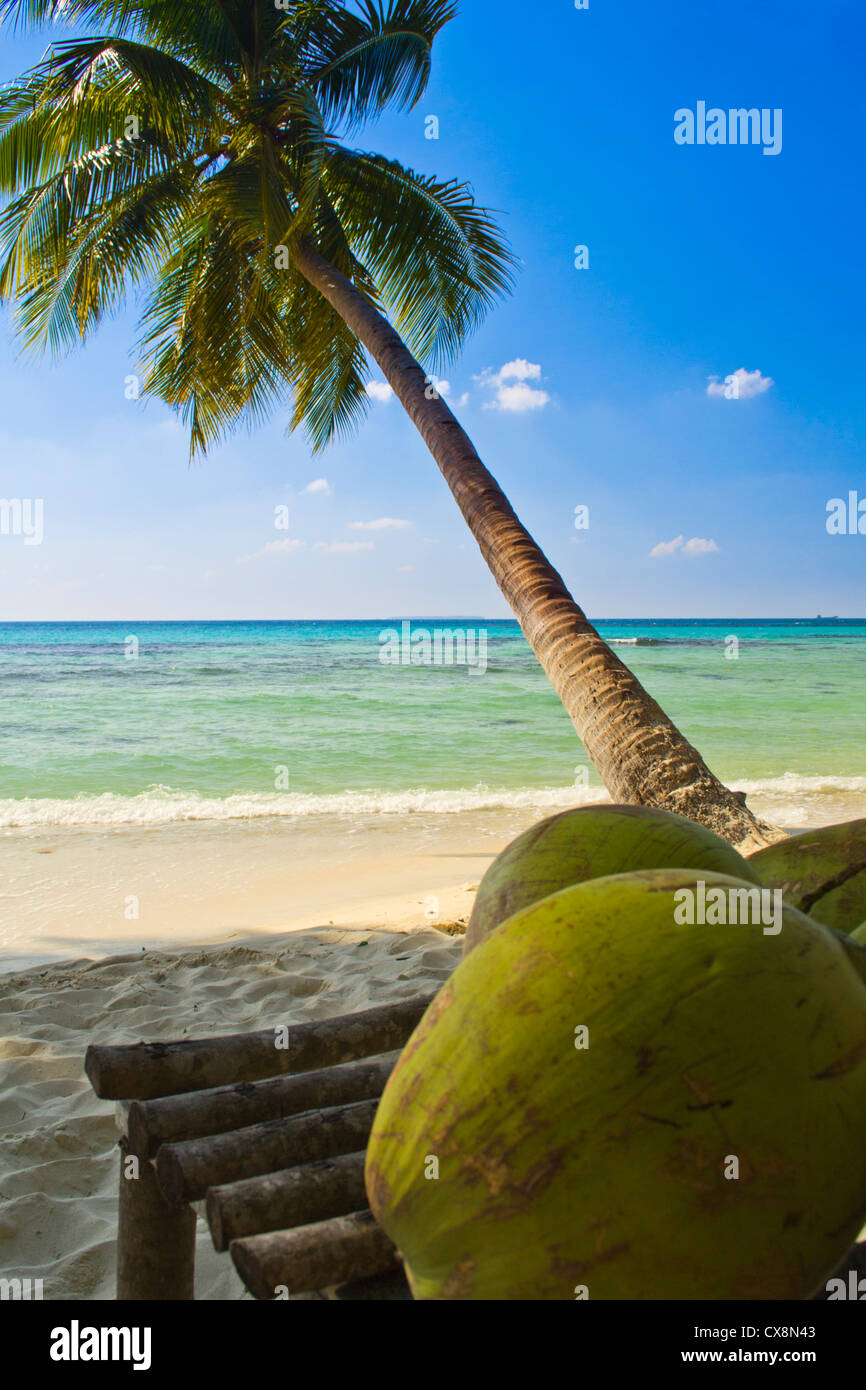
[1,775,865,830]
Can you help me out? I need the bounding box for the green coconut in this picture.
[463,803,760,956]
[367,869,866,1300]
[748,819,866,935]
[836,928,866,986]
[841,922,866,984]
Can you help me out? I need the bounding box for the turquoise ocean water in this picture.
[1,619,864,829]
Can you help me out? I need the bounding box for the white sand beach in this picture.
[1,809,526,974]
[1,799,861,1302]
[0,811,512,1300]
[0,919,463,1300]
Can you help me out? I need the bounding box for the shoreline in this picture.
[2,784,862,977]
[0,811,513,976]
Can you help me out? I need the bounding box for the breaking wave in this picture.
[1,775,865,830]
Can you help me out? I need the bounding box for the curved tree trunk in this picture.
[293,241,783,853]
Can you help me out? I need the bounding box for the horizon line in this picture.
[0,616,862,626]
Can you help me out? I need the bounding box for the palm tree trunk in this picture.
[292,240,783,852]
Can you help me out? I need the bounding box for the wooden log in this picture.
[206,1150,367,1251]
[84,992,434,1100]
[230,1210,399,1300]
[116,1136,196,1300]
[128,1052,396,1159]
[156,1097,378,1205]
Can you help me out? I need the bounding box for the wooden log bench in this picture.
[85,990,866,1301]
[84,994,433,1300]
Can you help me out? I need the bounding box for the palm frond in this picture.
[138,202,372,455]
[302,0,455,130]
[0,1,516,455]
[269,82,327,241]
[0,134,173,298]
[0,0,83,28]
[0,36,226,193]
[0,0,245,80]
[322,145,516,365]
[283,271,372,449]
[3,161,197,350]
[137,215,296,454]
[309,182,378,293]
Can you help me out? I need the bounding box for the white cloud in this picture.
[706,367,774,400]
[477,359,551,413]
[347,517,412,532]
[491,382,551,413]
[302,478,331,495]
[398,565,416,574]
[683,537,720,556]
[365,381,394,403]
[498,359,542,383]
[650,535,719,559]
[650,535,685,558]
[313,540,375,553]
[457,392,470,407]
[238,538,306,564]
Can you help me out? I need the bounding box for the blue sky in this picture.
[1,0,864,620]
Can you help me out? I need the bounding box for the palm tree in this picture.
[0,0,781,850]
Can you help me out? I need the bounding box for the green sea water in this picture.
[0,619,864,829]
